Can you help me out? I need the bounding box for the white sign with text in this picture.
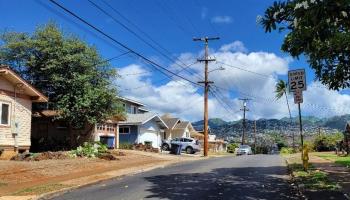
[288,69,306,92]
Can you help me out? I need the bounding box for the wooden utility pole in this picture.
[239,98,250,145]
[254,120,257,153]
[194,36,219,157]
[298,103,304,149]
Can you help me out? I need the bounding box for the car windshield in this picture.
[239,145,250,149]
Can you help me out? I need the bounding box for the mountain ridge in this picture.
[192,114,350,138]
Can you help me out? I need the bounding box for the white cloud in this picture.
[211,16,232,24]
[219,41,247,53]
[116,41,350,122]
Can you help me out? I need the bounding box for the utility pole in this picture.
[254,120,257,153]
[298,103,304,149]
[239,98,250,145]
[194,36,219,157]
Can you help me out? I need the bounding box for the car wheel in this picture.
[186,147,193,154]
[162,144,169,151]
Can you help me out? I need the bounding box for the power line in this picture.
[48,0,202,87]
[88,0,201,80]
[216,60,272,78]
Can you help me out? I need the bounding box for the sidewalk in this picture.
[0,150,205,200]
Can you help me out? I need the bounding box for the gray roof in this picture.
[117,96,145,107]
[161,117,180,129]
[174,121,190,129]
[119,113,168,128]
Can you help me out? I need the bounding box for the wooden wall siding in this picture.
[0,94,32,148]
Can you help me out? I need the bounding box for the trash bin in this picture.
[170,144,182,155]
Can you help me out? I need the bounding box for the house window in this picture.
[0,102,10,126]
[130,105,138,114]
[97,124,105,131]
[119,127,130,134]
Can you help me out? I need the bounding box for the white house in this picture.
[118,112,168,148]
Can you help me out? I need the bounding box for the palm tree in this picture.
[275,80,294,149]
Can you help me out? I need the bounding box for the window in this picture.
[0,102,10,126]
[119,127,130,134]
[130,105,138,114]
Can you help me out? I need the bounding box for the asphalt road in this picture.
[49,155,300,200]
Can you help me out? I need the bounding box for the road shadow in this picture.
[144,166,300,200]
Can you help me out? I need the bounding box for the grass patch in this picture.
[313,152,350,167]
[12,183,70,196]
[290,163,340,191]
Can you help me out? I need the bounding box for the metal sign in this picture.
[288,69,306,92]
[293,89,303,104]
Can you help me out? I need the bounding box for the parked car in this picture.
[236,145,253,155]
[162,137,201,154]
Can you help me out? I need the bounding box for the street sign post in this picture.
[288,69,307,170]
[288,69,306,92]
[293,89,303,104]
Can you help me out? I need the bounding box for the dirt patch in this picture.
[0,150,198,197]
[11,152,70,161]
[285,153,348,200]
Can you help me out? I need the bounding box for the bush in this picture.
[70,142,108,158]
[119,143,133,150]
[313,133,343,152]
[280,147,295,154]
[227,143,239,153]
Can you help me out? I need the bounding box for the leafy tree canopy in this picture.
[0,22,123,127]
[260,0,350,90]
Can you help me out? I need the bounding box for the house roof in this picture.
[138,107,149,112]
[117,96,145,107]
[161,117,180,129]
[0,66,48,102]
[119,113,168,128]
[193,125,212,133]
[174,121,190,129]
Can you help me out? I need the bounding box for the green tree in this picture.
[275,80,292,121]
[0,23,122,130]
[275,79,294,148]
[260,0,350,90]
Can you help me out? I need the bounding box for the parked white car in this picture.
[162,137,201,154]
[236,145,253,155]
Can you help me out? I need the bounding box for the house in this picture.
[192,125,227,152]
[160,114,198,141]
[0,67,47,158]
[118,112,168,148]
[95,97,167,149]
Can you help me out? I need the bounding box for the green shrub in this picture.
[70,142,108,158]
[280,147,295,154]
[313,133,343,152]
[227,143,239,153]
[119,143,133,150]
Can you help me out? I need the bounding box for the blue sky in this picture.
[1,0,349,121]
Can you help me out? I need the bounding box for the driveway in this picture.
[48,155,300,200]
